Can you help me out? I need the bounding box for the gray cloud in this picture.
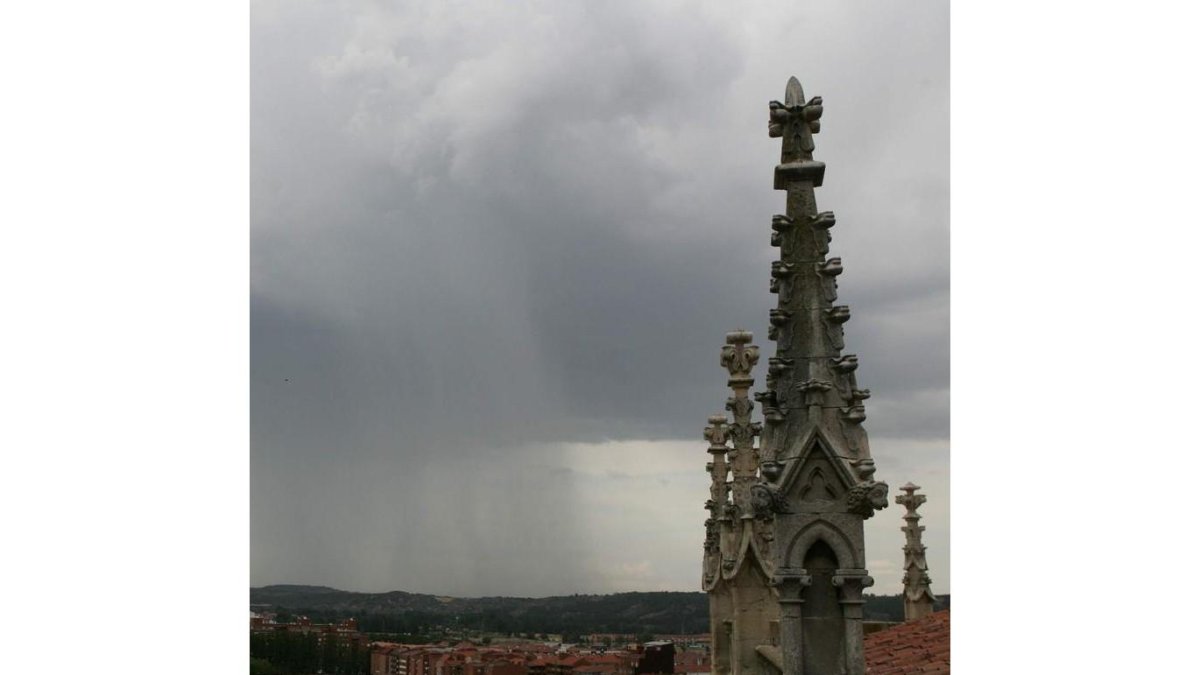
[252,0,949,595]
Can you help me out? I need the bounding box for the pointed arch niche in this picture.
[800,541,845,675]
[774,523,861,675]
[783,520,860,571]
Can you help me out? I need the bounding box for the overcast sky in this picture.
[250,0,948,598]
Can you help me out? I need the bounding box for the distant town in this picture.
[249,587,948,675]
[251,610,710,675]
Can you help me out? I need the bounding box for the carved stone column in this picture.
[703,416,730,588]
[720,331,761,514]
[705,416,731,515]
[772,569,811,675]
[832,570,874,675]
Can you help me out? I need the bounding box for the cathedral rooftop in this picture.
[863,610,950,675]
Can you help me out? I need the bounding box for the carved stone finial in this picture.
[704,415,730,452]
[896,482,928,515]
[895,482,936,620]
[720,331,760,388]
[768,78,824,156]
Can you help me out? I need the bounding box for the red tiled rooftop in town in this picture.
[574,665,617,674]
[864,610,950,675]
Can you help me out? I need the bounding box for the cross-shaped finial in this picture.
[768,77,824,161]
[720,330,759,388]
[895,482,927,515]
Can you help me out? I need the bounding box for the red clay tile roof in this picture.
[864,610,950,675]
[573,658,619,667]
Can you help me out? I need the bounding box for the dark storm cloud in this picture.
[251,0,949,595]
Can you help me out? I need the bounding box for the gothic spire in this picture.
[763,76,887,675]
[896,482,937,621]
[702,76,892,675]
[761,77,883,496]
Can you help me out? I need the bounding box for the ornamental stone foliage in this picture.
[700,77,888,675]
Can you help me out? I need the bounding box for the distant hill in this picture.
[251,585,710,635]
[252,585,457,612]
[250,585,948,636]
